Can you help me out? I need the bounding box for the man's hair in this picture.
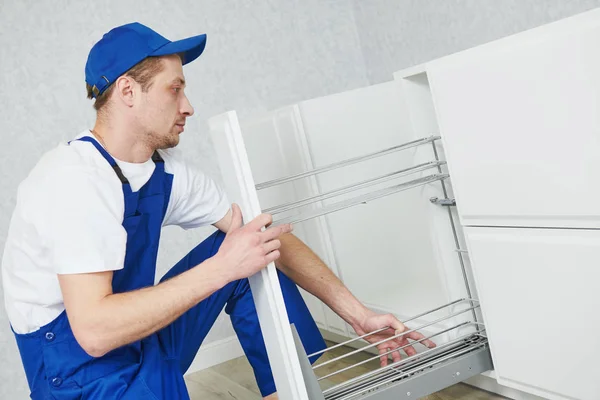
[86,57,165,113]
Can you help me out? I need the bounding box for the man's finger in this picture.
[382,313,407,335]
[264,250,281,265]
[263,239,281,255]
[228,204,243,233]
[245,213,273,232]
[407,331,436,349]
[378,347,388,367]
[400,339,418,358]
[260,223,293,242]
[390,345,402,363]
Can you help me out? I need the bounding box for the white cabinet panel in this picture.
[428,10,600,229]
[209,111,309,399]
[239,106,349,337]
[465,226,600,400]
[297,81,459,324]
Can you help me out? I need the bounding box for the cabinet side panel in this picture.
[239,106,349,336]
[208,111,308,400]
[298,82,451,329]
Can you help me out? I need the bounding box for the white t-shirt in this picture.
[2,131,230,334]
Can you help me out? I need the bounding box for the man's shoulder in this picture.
[22,133,117,196]
[15,134,124,223]
[156,146,187,174]
[33,133,110,176]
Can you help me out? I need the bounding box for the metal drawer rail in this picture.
[292,298,493,400]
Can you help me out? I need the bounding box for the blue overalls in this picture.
[12,136,326,399]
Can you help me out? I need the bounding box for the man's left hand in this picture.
[351,310,437,367]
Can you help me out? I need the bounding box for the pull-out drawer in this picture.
[293,300,492,400]
[210,109,494,400]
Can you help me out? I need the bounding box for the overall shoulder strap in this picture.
[70,136,138,217]
[70,136,131,187]
[151,151,164,164]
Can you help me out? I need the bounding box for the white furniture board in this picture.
[394,71,483,319]
[208,111,309,399]
[239,105,349,338]
[464,226,600,400]
[427,8,600,229]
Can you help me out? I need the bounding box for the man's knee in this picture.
[160,230,226,283]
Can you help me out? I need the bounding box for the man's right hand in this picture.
[215,203,293,282]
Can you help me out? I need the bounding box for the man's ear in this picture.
[115,76,136,107]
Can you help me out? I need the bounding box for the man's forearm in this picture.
[66,258,227,357]
[275,233,369,329]
[62,205,290,358]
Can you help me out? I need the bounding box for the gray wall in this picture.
[352,0,600,84]
[1,0,599,397]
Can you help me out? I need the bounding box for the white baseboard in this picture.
[184,335,245,375]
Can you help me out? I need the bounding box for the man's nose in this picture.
[181,95,194,117]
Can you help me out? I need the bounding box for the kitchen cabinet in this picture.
[208,8,600,400]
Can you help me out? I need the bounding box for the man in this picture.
[2,22,434,399]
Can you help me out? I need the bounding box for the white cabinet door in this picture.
[209,111,309,400]
[428,9,600,229]
[238,105,349,338]
[464,226,600,400]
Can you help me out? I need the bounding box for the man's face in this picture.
[136,55,194,149]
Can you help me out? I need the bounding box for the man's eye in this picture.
[173,87,181,93]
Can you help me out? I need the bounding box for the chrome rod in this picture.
[313,303,479,371]
[274,174,448,226]
[324,333,486,398]
[330,326,486,391]
[307,298,475,358]
[316,321,474,382]
[331,340,488,400]
[264,161,445,215]
[430,141,479,324]
[323,332,487,397]
[339,332,487,395]
[327,335,487,400]
[255,136,440,190]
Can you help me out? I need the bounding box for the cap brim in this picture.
[150,34,207,65]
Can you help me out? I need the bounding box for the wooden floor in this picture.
[184,341,506,399]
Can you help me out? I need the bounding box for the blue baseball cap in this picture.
[85,22,207,98]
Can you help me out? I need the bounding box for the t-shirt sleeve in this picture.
[162,152,230,230]
[34,167,127,275]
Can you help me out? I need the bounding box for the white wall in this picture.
[352,0,600,84]
[0,0,367,397]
